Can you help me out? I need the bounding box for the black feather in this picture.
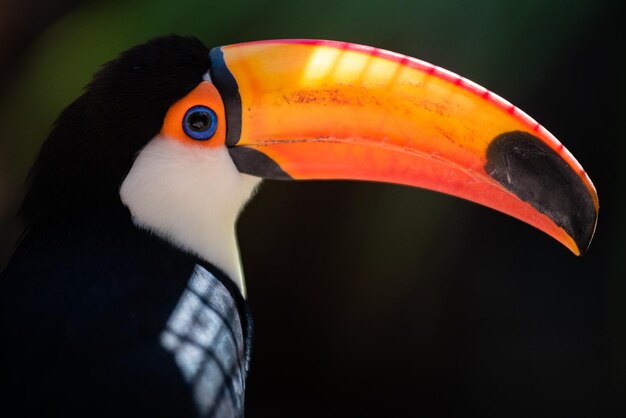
[20,34,210,227]
[0,210,249,416]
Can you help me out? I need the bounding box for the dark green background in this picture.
[1,0,624,416]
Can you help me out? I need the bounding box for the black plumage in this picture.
[21,35,209,226]
[0,36,250,417]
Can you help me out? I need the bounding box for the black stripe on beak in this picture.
[209,47,242,147]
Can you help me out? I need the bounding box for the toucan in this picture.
[0,35,598,417]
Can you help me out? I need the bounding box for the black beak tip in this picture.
[485,131,598,255]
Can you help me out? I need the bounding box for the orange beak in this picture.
[209,39,598,255]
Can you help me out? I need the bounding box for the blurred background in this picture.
[1,0,624,416]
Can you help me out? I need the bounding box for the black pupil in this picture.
[188,111,211,132]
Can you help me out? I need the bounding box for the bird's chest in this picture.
[160,265,247,417]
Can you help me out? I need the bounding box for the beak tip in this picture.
[574,209,599,256]
[485,131,598,255]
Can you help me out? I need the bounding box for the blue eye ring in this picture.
[182,105,218,140]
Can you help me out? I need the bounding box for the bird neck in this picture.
[120,137,261,297]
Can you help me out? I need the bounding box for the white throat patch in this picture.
[120,136,261,296]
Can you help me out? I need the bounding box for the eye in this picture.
[183,105,218,140]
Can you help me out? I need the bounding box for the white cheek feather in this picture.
[120,135,261,296]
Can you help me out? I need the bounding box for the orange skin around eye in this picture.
[160,81,227,148]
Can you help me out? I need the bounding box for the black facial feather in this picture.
[20,35,210,227]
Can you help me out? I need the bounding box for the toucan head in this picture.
[21,35,598,295]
